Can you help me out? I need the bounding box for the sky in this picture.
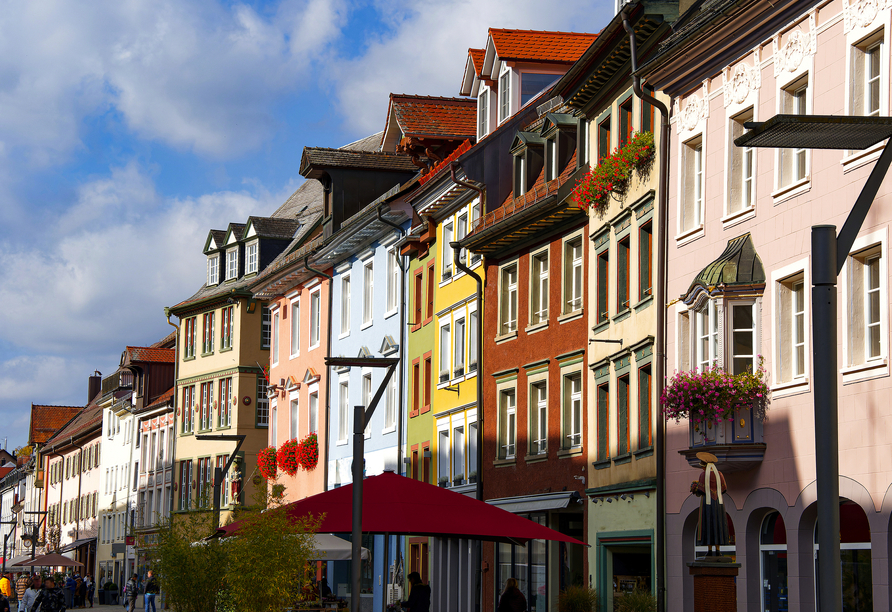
[0,0,614,450]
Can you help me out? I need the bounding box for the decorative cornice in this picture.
[844,0,889,33]
[675,80,710,134]
[722,47,761,107]
[773,12,817,77]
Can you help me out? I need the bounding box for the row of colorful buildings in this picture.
[6,0,892,609]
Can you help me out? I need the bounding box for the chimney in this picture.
[88,370,102,403]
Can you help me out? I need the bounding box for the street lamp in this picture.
[324,356,399,612]
[736,114,892,610]
[193,434,246,531]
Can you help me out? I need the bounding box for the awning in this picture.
[59,537,96,553]
[486,491,582,514]
[4,554,35,567]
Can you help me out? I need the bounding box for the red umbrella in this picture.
[218,471,586,546]
[12,553,83,568]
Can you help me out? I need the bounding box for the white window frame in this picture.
[499,66,512,123]
[289,393,299,440]
[774,74,811,198]
[340,274,351,338]
[207,255,219,286]
[694,298,719,372]
[437,421,450,484]
[770,258,810,394]
[478,88,489,138]
[386,247,399,317]
[261,307,271,349]
[452,415,466,483]
[245,241,259,275]
[308,383,319,434]
[725,107,756,221]
[362,259,374,328]
[453,314,466,380]
[290,297,300,359]
[470,199,482,266]
[681,136,704,234]
[529,247,549,327]
[361,370,372,439]
[528,375,548,456]
[562,371,583,449]
[729,300,758,375]
[442,220,454,282]
[271,308,280,367]
[845,27,888,167]
[563,232,584,315]
[383,371,397,434]
[498,387,517,460]
[309,287,321,350]
[438,320,451,386]
[337,376,349,444]
[499,261,519,337]
[468,301,479,377]
[225,247,239,281]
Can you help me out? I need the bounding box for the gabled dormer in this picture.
[242,216,302,276]
[539,113,578,181]
[510,131,545,196]
[222,223,246,282]
[203,230,226,287]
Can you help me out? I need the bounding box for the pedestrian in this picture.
[399,572,430,612]
[62,576,74,611]
[19,579,38,612]
[123,575,137,612]
[6,575,17,611]
[16,574,30,612]
[73,579,83,609]
[497,578,526,612]
[143,571,158,612]
[30,577,65,612]
[0,574,12,601]
[82,577,92,610]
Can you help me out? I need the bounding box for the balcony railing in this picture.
[101,370,133,396]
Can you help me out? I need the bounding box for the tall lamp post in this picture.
[193,435,246,531]
[325,356,399,612]
[736,114,892,610]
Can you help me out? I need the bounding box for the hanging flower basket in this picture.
[258,446,278,480]
[298,433,319,471]
[661,356,771,427]
[571,131,655,212]
[277,438,301,476]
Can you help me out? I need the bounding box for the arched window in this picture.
[814,501,872,611]
[760,512,787,612]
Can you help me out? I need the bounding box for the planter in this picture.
[468,475,477,484]
[97,590,105,605]
[438,481,448,488]
[453,476,464,486]
[106,590,118,605]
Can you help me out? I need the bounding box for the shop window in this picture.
[760,512,788,612]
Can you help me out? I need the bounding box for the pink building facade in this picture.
[643,0,892,610]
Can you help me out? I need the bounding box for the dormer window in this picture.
[545,139,557,182]
[513,155,526,196]
[226,248,238,281]
[207,255,219,286]
[520,73,559,107]
[499,70,511,123]
[246,241,258,275]
[478,89,489,138]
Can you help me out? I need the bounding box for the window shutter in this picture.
[618,378,628,455]
[617,244,628,311]
[597,386,609,461]
[598,254,608,322]
[638,367,651,449]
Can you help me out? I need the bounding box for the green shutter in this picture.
[617,242,628,311]
[598,385,609,461]
[598,253,608,323]
[618,377,629,455]
[639,366,652,449]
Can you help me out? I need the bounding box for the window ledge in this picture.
[288,352,299,360]
[336,439,349,447]
[495,331,518,344]
[437,380,451,390]
[201,352,214,358]
[493,458,516,468]
[255,424,269,429]
[842,141,884,172]
[384,309,398,320]
[771,176,811,203]
[220,346,233,353]
[557,447,583,458]
[439,276,453,288]
[360,321,373,331]
[558,310,584,324]
[633,446,654,458]
[612,308,632,324]
[634,295,653,312]
[525,453,548,464]
[338,331,350,340]
[770,377,809,396]
[613,452,632,465]
[308,344,321,352]
[721,205,755,228]
[592,320,610,335]
[841,358,889,384]
[525,321,549,335]
[216,426,231,431]
[381,426,396,435]
[183,355,196,362]
[675,224,705,246]
[592,458,611,470]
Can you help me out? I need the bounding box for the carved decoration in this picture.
[773,15,817,77]
[676,81,710,134]
[844,0,889,33]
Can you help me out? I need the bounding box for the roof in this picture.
[42,402,103,452]
[29,405,82,446]
[687,233,765,299]
[418,140,473,186]
[388,95,477,139]
[0,467,12,480]
[226,223,246,241]
[125,346,175,364]
[151,330,177,349]
[246,217,301,240]
[488,28,598,63]
[469,48,485,76]
[145,388,175,410]
[208,230,227,249]
[299,148,418,176]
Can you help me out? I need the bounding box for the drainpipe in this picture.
[165,309,179,516]
[449,161,486,612]
[622,9,670,612]
[304,255,334,492]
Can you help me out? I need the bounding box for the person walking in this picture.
[0,574,12,601]
[6,575,17,612]
[497,578,527,612]
[122,576,137,612]
[30,577,65,612]
[143,572,158,612]
[62,576,74,611]
[82,577,92,610]
[19,579,38,612]
[16,574,30,612]
[399,572,430,612]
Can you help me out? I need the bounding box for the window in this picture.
[271,310,279,365]
[179,460,192,510]
[341,275,351,335]
[426,266,435,320]
[639,221,652,300]
[616,236,630,312]
[413,271,423,327]
[682,137,703,231]
[363,261,374,325]
[638,365,652,450]
[499,389,517,459]
[468,307,478,374]
[617,375,630,455]
[514,155,526,196]
[729,109,755,214]
[199,382,213,431]
[470,201,482,265]
[847,244,885,366]
[530,382,547,455]
[362,373,372,437]
[256,376,269,427]
[439,323,451,383]
[424,356,432,408]
[261,307,271,348]
[597,249,609,324]
[695,300,719,372]
[563,373,582,449]
[730,303,756,374]
[478,89,489,137]
[207,255,219,286]
[520,73,558,106]
[780,79,808,186]
[777,275,807,383]
[641,85,655,133]
[453,317,465,378]
[216,455,230,506]
[309,390,318,434]
[290,300,299,357]
[545,138,557,182]
[197,457,211,507]
[242,241,256,275]
[221,306,234,350]
[852,36,883,117]
[598,116,611,161]
[469,420,478,477]
[387,248,399,314]
[500,264,518,335]
[310,289,321,348]
[442,221,454,280]
[596,384,609,462]
[619,97,633,148]
[181,386,195,434]
[412,361,420,415]
[226,248,238,280]
[530,250,549,325]
[385,373,397,430]
[338,380,349,442]
[499,70,511,122]
[457,212,468,266]
[453,425,465,481]
[438,429,450,483]
[184,317,196,359]
[290,397,299,439]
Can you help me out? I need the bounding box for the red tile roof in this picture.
[468,48,485,76]
[42,402,103,452]
[0,467,12,479]
[126,346,175,363]
[418,140,473,186]
[389,95,477,139]
[29,405,82,446]
[146,387,175,409]
[489,29,598,63]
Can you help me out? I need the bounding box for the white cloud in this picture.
[331,0,614,134]
[0,0,348,162]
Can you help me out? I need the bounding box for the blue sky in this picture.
[0,0,613,450]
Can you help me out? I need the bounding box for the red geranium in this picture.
[277,438,301,476]
[298,433,319,471]
[572,131,655,211]
[257,446,278,480]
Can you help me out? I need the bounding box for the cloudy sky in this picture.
[0,0,613,450]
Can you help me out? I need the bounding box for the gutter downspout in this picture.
[165,310,179,517]
[378,205,406,612]
[449,161,486,612]
[622,9,670,612]
[304,255,334,492]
